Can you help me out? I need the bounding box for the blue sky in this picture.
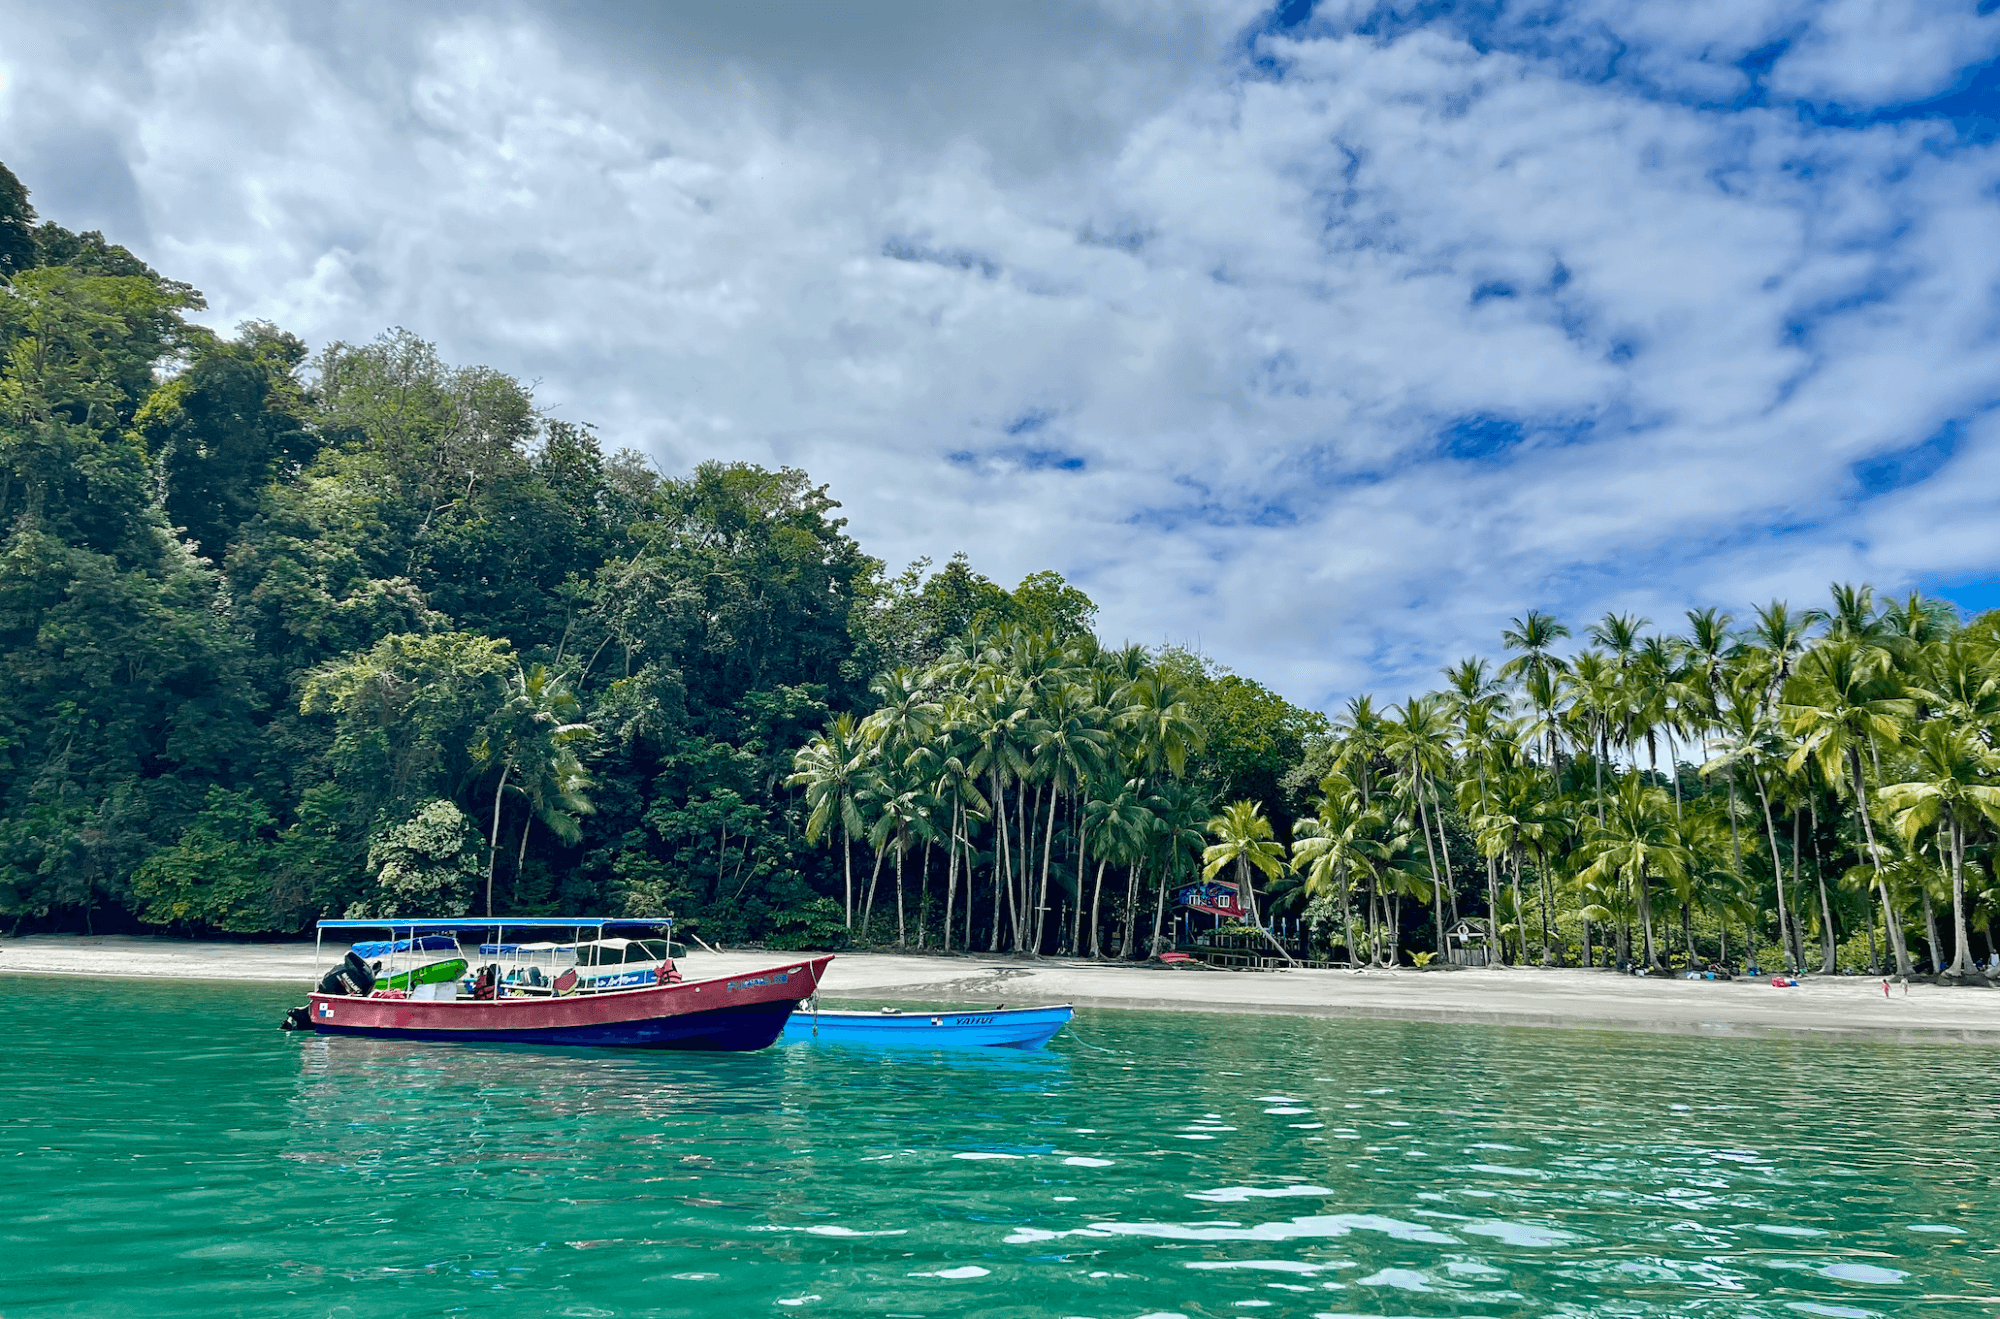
[4,0,1998,707]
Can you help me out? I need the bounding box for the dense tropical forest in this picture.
[0,161,1322,948]
[5,158,1997,978]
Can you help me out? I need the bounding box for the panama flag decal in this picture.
[318,1003,333,1018]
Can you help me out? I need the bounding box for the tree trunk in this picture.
[1340,863,1357,966]
[1013,783,1033,950]
[1540,858,1557,966]
[894,844,907,947]
[1851,749,1913,977]
[862,848,885,939]
[1811,801,1837,973]
[842,826,854,929]
[1071,867,1084,956]
[1949,816,1976,977]
[989,772,1008,953]
[1368,878,1384,965]
[1034,785,1059,952]
[1150,861,1173,958]
[916,839,932,948]
[1636,862,1658,968]
[1073,814,1091,960]
[1414,789,1446,957]
[1789,810,1807,972]
[1118,861,1141,958]
[486,761,513,917]
[1511,846,1528,966]
[1865,885,1879,974]
[942,804,959,954]
[1920,881,1943,975]
[1428,781,1460,924]
[1088,858,1109,958]
[1754,775,1796,973]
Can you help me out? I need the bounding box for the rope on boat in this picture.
[806,958,824,1038]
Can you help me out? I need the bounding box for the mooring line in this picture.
[1061,1025,1120,1054]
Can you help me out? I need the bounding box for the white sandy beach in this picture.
[3,934,1996,1045]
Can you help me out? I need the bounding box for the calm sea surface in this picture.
[2,975,1995,1318]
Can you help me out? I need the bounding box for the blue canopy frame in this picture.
[311,918,676,983]
[315,917,673,933]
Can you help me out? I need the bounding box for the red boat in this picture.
[282,918,831,1052]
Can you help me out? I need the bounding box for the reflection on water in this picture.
[1,975,1995,1318]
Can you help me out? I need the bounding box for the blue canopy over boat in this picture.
[316,917,674,934]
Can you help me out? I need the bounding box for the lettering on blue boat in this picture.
[948,1016,994,1026]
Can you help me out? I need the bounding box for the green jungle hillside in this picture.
[5,159,1997,979]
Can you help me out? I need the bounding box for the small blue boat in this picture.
[782,1002,1072,1050]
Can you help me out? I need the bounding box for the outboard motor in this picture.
[344,951,379,994]
[314,950,379,997]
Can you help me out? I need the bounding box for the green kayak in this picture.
[376,958,467,991]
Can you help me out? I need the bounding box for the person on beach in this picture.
[1882,979,1890,998]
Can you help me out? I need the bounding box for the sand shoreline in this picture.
[4,934,1997,1045]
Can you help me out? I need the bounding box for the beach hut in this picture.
[1445,918,1493,967]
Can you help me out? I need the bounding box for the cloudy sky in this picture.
[5,0,1998,708]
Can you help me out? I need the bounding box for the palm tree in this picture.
[1784,638,1916,976]
[787,712,874,927]
[964,686,1031,950]
[474,663,595,916]
[1202,800,1294,962]
[1086,780,1149,958]
[1145,779,1212,956]
[1877,720,2000,978]
[1501,611,1572,766]
[1031,686,1112,951]
[1579,776,1688,969]
[1444,657,1510,958]
[1127,670,1203,779]
[1383,697,1456,956]
[1292,772,1384,964]
[1702,675,1802,973]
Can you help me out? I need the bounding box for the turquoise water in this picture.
[2,976,1995,1318]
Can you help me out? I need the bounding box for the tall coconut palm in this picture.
[1202,800,1295,963]
[1292,772,1385,965]
[1444,656,1510,953]
[1031,688,1112,950]
[1701,675,1802,973]
[1085,780,1150,958]
[1579,776,1688,969]
[788,712,875,927]
[1784,638,1916,976]
[474,663,595,916]
[1877,720,2000,978]
[1501,611,1572,767]
[1383,697,1456,955]
[1145,779,1213,956]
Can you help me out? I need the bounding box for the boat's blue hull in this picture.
[312,1000,795,1051]
[782,1005,1072,1050]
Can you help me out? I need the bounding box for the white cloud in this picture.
[1,0,1996,708]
